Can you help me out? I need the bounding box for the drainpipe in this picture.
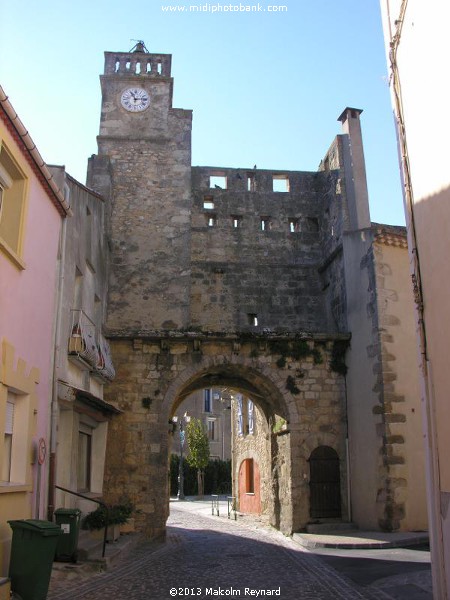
[47,213,68,520]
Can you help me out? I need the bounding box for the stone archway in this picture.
[102,335,347,540]
[161,355,294,533]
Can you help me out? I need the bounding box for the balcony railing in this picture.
[68,310,115,381]
[96,334,115,381]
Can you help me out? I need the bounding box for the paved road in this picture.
[48,501,430,600]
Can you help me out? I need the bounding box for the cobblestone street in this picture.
[47,501,398,600]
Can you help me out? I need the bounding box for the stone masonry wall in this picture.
[102,335,348,537]
[190,167,335,333]
[372,233,427,531]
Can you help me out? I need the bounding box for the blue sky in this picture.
[0,0,404,224]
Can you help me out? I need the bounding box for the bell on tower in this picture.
[130,40,149,53]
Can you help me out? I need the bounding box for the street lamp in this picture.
[173,413,190,500]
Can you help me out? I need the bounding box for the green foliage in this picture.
[330,340,348,375]
[169,455,231,496]
[270,339,322,367]
[272,417,286,434]
[276,356,287,368]
[285,375,300,395]
[82,502,134,530]
[186,418,210,471]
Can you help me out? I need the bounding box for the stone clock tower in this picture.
[87,42,193,333]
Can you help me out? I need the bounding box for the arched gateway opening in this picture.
[102,336,348,540]
[164,360,292,534]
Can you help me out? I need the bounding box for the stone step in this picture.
[0,578,11,600]
[76,531,105,561]
[305,521,358,534]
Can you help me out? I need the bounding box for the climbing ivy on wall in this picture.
[269,339,323,367]
[329,340,349,375]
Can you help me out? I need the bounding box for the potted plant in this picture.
[82,502,134,542]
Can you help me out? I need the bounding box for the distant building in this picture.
[172,388,231,461]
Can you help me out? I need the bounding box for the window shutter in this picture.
[5,401,14,435]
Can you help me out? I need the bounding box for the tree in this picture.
[186,418,210,497]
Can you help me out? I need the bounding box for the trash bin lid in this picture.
[54,508,82,516]
[8,519,62,536]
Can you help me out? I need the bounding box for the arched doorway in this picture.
[309,446,341,519]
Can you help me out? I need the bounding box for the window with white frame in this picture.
[1,391,28,485]
[0,143,28,263]
[207,418,216,441]
[1,397,14,482]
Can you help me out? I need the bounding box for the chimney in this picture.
[338,107,371,231]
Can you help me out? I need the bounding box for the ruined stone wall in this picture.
[317,136,350,333]
[190,167,331,332]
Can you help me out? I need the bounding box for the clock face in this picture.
[120,87,150,112]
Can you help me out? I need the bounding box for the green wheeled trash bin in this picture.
[8,519,62,600]
[54,508,81,563]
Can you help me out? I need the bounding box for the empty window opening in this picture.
[247,174,256,192]
[289,218,300,233]
[232,215,242,228]
[135,62,141,75]
[157,61,162,75]
[207,215,217,227]
[146,61,152,73]
[126,61,131,71]
[203,196,215,210]
[306,217,319,232]
[248,313,258,326]
[210,175,227,190]
[115,60,120,73]
[273,175,289,192]
[260,217,271,231]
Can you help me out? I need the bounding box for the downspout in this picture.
[388,1,446,597]
[47,214,68,520]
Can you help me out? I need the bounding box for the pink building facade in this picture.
[0,87,70,575]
